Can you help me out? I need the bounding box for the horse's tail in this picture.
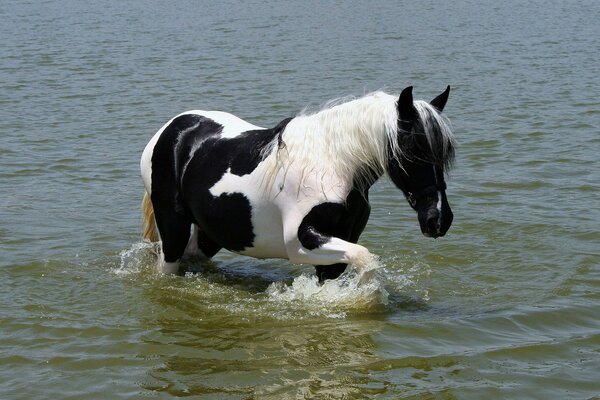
[142,192,159,242]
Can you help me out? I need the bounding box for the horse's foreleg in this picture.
[286,232,375,271]
[284,192,373,281]
[315,263,348,283]
[293,236,378,284]
[312,195,371,282]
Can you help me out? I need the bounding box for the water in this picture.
[1,0,599,398]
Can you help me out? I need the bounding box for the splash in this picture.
[113,241,158,275]
[266,257,389,314]
[111,242,433,319]
[383,256,432,303]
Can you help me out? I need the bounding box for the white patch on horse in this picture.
[432,166,442,213]
[209,166,288,258]
[184,224,200,256]
[160,255,180,274]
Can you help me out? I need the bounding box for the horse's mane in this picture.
[260,91,455,194]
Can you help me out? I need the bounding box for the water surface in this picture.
[1,1,599,398]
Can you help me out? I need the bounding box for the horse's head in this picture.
[387,86,455,238]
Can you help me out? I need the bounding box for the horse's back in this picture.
[141,110,263,193]
[192,110,263,138]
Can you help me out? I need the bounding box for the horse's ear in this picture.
[398,86,416,121]
[430,85,450,112]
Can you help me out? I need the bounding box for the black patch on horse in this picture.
[149,114,224,262]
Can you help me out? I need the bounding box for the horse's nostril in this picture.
[426,217,439,234]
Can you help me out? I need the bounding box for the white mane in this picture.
[260,91,454,194]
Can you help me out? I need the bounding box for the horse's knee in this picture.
[285,236,373,267]
[345,243,374,266]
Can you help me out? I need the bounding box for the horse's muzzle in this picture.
[419,206,453,238]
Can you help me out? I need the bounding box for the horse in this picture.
[140,86,455,283]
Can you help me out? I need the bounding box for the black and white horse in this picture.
[141,86,455,282]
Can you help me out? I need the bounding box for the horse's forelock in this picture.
[403,100,456,170]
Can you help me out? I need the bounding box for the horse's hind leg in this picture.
[153,205,191,274]
[196,230,222,258]
[185,224,222,259]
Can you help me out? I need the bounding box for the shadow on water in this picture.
[181,255,292,295]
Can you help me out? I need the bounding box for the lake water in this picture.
[1,0,599,398]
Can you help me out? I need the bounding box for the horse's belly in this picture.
[237,240,287,259]
[239,203,288,258]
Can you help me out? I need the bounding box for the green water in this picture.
[1,1,599,398]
